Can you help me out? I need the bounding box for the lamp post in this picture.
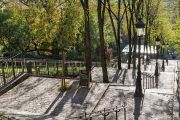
[161,42,165,72]
[154,36,160,87]
[134,18,145,97]
[166,43,169,57]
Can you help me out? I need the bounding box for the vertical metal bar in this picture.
[23,58,25,73]
[116,106,118,120]
[124,107,126,120]
[152,76,154,88]
[85,112,87,120]
[2,63,6,85]
[75,62,77,76]
[56,62,59,76]
[104,108,106,120]
[21,61,24,73]
[34,61,36,75]
[148,76,150,89]
[147,75,148,89]
[12,58,15,78]
[142,74,144,89]
[47,61,49,75]
[146,74,147,89]
[150,75,151,88]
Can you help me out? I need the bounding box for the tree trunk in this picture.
[131,1,137,70]
[107,0,122,70]
[61,50,65,88]
[127,15,132,69]
[80,0,92,81]
[97,0,109,83]
[123,0,132,69]
[117,0,122,70]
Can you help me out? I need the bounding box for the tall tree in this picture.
[80,0,92,81]
[97,0,109,83]
[107,0,122,70]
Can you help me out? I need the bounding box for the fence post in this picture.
[23,58,26,73]
[146,74,148,89]
[104,108,106,120]
[142,73,144,89]
[26,61,32,74]
[21,60,24,73]
[2,62,6,85]
[56,62,59,76]
[46,61,49,75]
[33,61,36,74]
[64,62,68,76]
[152,76,154,88]
[148,75,151,89]
[84,112,87,120]
[115,106,120,120]
[148,75,150,89]
[124,106,126,120]
[11,58,15,78]
[102,108,109,120]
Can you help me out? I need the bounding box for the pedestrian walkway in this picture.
[0,77,109,120]
[0,60,178,120]
[91,60,177,120]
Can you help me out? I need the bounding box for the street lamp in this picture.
[134,18,145,97]
[161,41,165,72]
[166,43,169,56]
[154,36,160,87]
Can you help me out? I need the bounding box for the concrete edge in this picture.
[89,84,110,113]
[0,73,30,96]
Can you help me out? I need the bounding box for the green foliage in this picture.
[0,10,32,55]
[56,0,82,51]
[0,0,179,58]
[30,0,81,54]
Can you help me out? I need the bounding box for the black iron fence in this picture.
[70,103,127,120]
[176,61,180,95]
[177,61,180,80]
[142,72,156,89]
[0,57,117,88]
[0,56,25,88]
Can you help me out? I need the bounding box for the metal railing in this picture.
[142,72,156,89]
[168,67,178,120]
[70,103,127,120]
[0,57,116,87]
[0,54,25,88]
[176,61,180,95]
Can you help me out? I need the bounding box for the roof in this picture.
[122,45,157,54]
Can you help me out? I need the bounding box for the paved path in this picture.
[0,60,179,120]
[91,60,177,120]
[0,77,109,120]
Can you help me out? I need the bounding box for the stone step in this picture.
[173,96,180,120]
[92,85,173,120]
[0,108,40,116]
[43,82,109,119]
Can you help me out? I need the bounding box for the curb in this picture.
[89,83,110,113]
[0,73,29,96]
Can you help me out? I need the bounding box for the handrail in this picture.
[69,102,127,120]
[142,72,155,89]
[0,53,25,89]
[0,52,22,63]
